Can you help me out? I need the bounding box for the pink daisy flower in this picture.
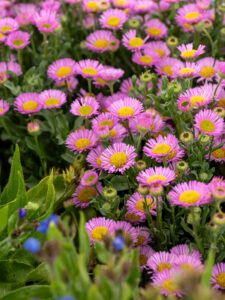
[174,61,200,78]
[130,112,164,134]
[14,93,42,115]
[99,8,127,30]
[86,144,105,170]
[126,192,157,218]
[83,0,101,13]
[211,263,225,290]
[144,18,168,39]
[39,89,67,109]
[170,244,202,260]
[15,4,36,26]
[194,109,224,137]
[100,142,137,174]
[85,217,116,244]
[122,30,148,52]
[177,43,205,60]
[196,57,218,82]
[143,134,185,163]
[109,123,127,143]
[33,10,59,33]
[147,251,176,273]
[55,76,78,93]
[177,97,192,112]
[6,30,30,49]
[120,77,134,95]
[70,96,99,118]
[92,112,118,131]
[137,167,176,187]
[80,170,99,187]
[209,139,225,162]
[108,97,143,120]
[139,246,155,270]
[71,182,102,208]
[0,17,19,34]
[168,181,210,208]
[145,41,170,59]
[7,62,22,76]
[152,269,182,297]
[111,0,129,9]
[155,57,183,78]
[75,59,104,79]
[40,0,61,12]
[135,226,152,246]
[174,254,203,272]
[0,99,9,116]
[132,48,159,67]
[85,30,119,53]
[114,221,138,245]
[47,58,77,81]
[0,62,8,84]
[66,129,98,153]
[178,84,214,109]
[218,61,225,77]
[133,0,155,14]
[98,66,124,82]
[176,4,203,25]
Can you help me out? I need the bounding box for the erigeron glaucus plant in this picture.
[0,0,225,299]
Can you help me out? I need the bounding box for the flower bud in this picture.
[180,131,193,144]
[27,121,40,136]
[213,107,225,118]
[102,203,111,214]
[137,184,149,196]
[176,161,189,173]
[135,160,146,171]
[187,207,201,224]
[199,172,209,182]
[198,134,210,145]
[74,154,85,165]
[128,18,141,29]
[149,183,163,197]
[140,71,153,83]
[108,40,119,51]
[103,187,117,200]
[213,212,225,226]
[167,36,178,49]
[208,220,218,231]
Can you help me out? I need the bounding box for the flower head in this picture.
[145,41,170,59]
[39,89,67,109]
[212,263,225,290]
[126,192,157,218]
[108,97,143,120]
[194,109,224,136]
[70,96,99,118]
[6,30,30,49]
[122,30,148,52]
[139,246,155,270]
[177,43,205,60]
[0,100,9,116]
[0,17,19,34]
[71,183,102,208]
[33,10,59,33]
[99,8,127,30]
[148,251,176,273]
[135,226,151,246]
[144,18,168,39]
[132,48,159,67]
[86,144,104,170]
[47,58,77,81]
[14,93,42,115]
[81,170,99,186]
[76,59,104,79]
[85,217,115,244]
[66,129,98,153]
[137,167,176,187]
[85,30,119,53]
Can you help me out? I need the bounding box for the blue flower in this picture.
[37,214,58,234]
[113,235,125,251]
[24,238,41,254]
[18,208,27,220]
[54,297,76,300]
[48,214,58,225]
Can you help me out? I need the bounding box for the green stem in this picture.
[156,196,162,232]
[136,133,143,155]
[208,136,215,161]
[191,207,204,255]
[109,83,114,96]
[54,33,58,60]
[34,135,47,176]
[162,156,167,167]
[77,2,86,35]
[30,32,37,57]
[87,78,92,94]
[1,118,15,144]
[202,27,215,58]
[125,172,132,194]
[213,77,222,99]
[144,196,154,230]
[43,34,48,64]
[125,119,134,144]
[18,49,23,71]
[51,109,57,136]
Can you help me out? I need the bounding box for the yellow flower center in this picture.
[139,55,153,64]
[99,120,113,127]
[179,190,200,204]
[78,105,93,116]
[78,186,96,203]
[166,149,176,160]
[75,138,91,150]
[147,175,167,184]
[86,1,98,11]
[117,106,135,117]
[1,25,12,33]
[190,95,205,106]
[107,16,121,27]
[200,66,215,78]
[116,0,127,5]
[200,120,215,133]
[139,255,148,266]
[41,23,52,29]
[129,37,144,48]
[126,213,140,222]
[185,12,201,21]
[110,152,128,168]
[179,67,195,75]
[82,67,97,76]
[155,49,165,58]
[12,39,24,47]
[180,263,194,271]
[0,33,5,40]
[181,50,197,58]
[157,263,172,272]
[96,156,102,166]
[136,197,154,212]
[153,143,171,155]
[96,77,106,85]
[212,148,225,159]
[136,235,146,245]
[56,66,72,77]
[0,108,4,113]
[184,23,193,30]
[94,39,108,48]
[91,226,108,240]
[216,273,225,288]
[161,278,178,293]
[162,65,173,75]
[147,27,162,36]
[110,129,117,137]
[22,101,38,111]
[218,98,225,108]
[45,98,60,106]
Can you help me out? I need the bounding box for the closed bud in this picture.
[140,71,153,83]
[167,36,178,49]
[74,154,85,165]
[220,27,225,39]
[213,107,225,118]
[208,220,218,231]
[213,212,225,226]
[199,172,209,182]
[187,207,201,224]
[27,121,40,136]
[203,19,212,29]
[168,81,182,93]
[128,18,141,29]
[195,21,205,32]
[180,131,193,143]
[176,161,189,172]
[149,183,163,197]
[102,202,111,213]
[198,134,210,145]
[138,184,149,196]
[135,160,146,171]
[103,187,117,200]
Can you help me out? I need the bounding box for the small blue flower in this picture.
[24,237,41,254]
[48,214,58,225]
[54,297,76,300]
[37,219,49,234]
[18,208,27,220]
[113,235,125,251]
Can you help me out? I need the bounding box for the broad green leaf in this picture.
[126,248,141,288]
[1,285,52,300]
[0,260,33,284]
[0,205,8,233]
[95,242,109,264]
[26,263,50,284]
[111,175,128,191]
[79,212,90,264]
[87,285,104,300]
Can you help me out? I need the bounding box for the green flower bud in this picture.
[187,207,201,225]
[213,212,225,226]
[135,160,146,171]
[167,36,178,49]
[128,18,141,29]
[198,134,210,145]
[180,131,193,144]
[140,71,153,83]
[103,187,117,200]
[176,161,189,172]
[137,184,149,196]
[199,172,209,182]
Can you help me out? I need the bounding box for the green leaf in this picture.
[126,248,141,288]
[79,212,90,264]
[26,263,50,284]
[161,75,168,92]
[95,242,109,264]
[87,285,104,300]
[201,247,215,287]
[61,151,75,164]
[111,175,128,191]
[1,285,52,300]
[0,145,24,205]
[0,260,33,284]
[0,205,8,233]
